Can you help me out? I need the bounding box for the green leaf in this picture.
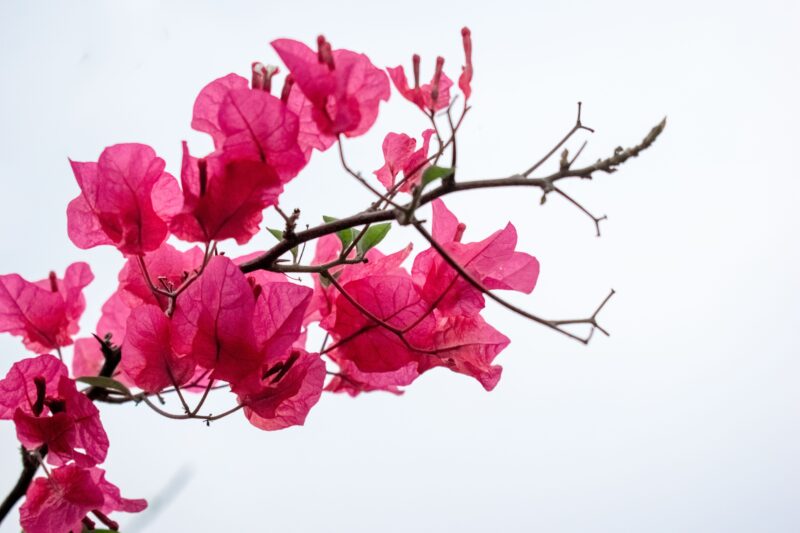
[267,227,298,261]
[357,223,391,255]
[322,215,354,249]
[76,376,132,398]
[421,165,454,187]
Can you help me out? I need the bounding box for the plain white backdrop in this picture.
[1,1,799,531]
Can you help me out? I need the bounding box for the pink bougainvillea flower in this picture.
[0,354,65,420]
[311,200,540,393]
[387,54,453,113]
[67,143,181,255]
[191,73,307,182]
[318,249,511,392]
[285,82,337,158]
[237,348,326,431]
[316,245,433,380]
[1,355,109,465]
[416,314,509,391]
[0,263,93,353]
[19,465,146,533]
[373,129,435,191]
[171,256,263,386]
[19,465,104,533]
[192,73,249,146]
[170,144,283,244]
[247,270,313,361]
[14,373,109,466]
[412,199,540,315]
[271,36,390,138]
[122,304,196,393]
[458,27,473,101]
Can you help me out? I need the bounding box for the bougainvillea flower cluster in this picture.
[0,27,559,532]
[317,200,538,394]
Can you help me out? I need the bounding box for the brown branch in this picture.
[551,186,607,237]
[240,117,666,274]
[0,446,45,525]
[271,256,366,274]
[523,101,595,177]
[411,220,613,344]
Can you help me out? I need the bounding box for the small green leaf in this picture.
[267,227,298,261]
[76,376,132,398]
[421,165,454,187]
[323,215,354,249]
[357,223,391,255]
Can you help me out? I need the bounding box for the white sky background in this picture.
[1,0,799,531]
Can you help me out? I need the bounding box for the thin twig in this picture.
[239,116,665,274]
[523,101,595,177]
[337,139,404,209]
[411,220,613,344]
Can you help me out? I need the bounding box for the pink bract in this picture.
[67,143,181,255]
[122,304,196,394]
[170,144,283,244]
[14,373,109,467]
[89,467,147,515]
[2,356,109,466]
[387,59,453,113]
[0,263,93,353]
[19,465,146,533]
[310,199,539,393]
[373,129,435,192]
[191,74,307,182]
[248,270,313,362]
[19,465,104,533]
[238,349,326,431]
[285,83,337,158]
[272,37,390,138]
[0,354,66,420]
[171,256,263,387]
[412,199,539,315]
